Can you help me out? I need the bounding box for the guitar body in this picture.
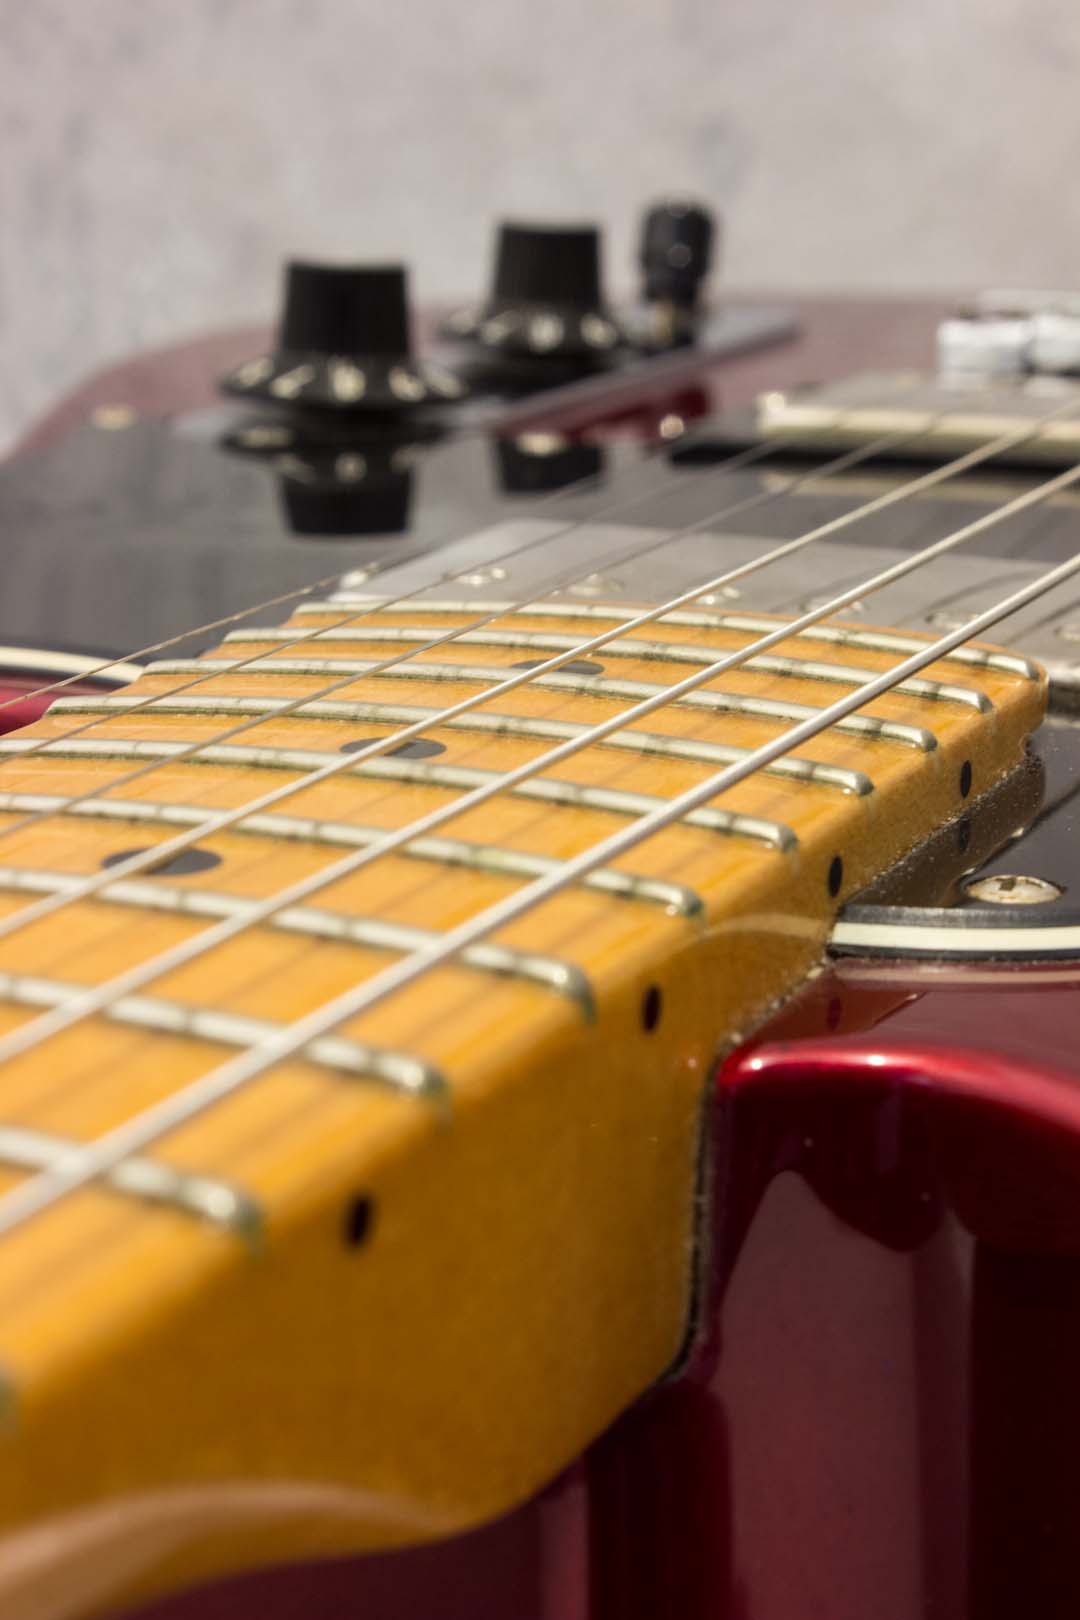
[3,292,1080,1620]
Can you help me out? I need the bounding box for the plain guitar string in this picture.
[0,423,957,877]
[0,370,939,720]
[0,386,1073,898]
[0,448,1078,1089]
[0,570,379,717]
[0,544,1076,1238]
[0,403,1075,994]
[0,370,950,788]
[0,417,807,723]
[0,427,897,808]
[0,370,1055,767]
[0,396,647,719]
[0,371,1057,752]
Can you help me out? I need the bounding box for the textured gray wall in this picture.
[3,0,1079,446]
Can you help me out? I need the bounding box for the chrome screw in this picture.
[965,873,1063,905]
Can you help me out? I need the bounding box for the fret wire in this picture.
[0,453,1074,1079]
[2,544,1074,1240]
[0,870,597,1014]
[2,380,1068,896]
[0,791,705,915]
[212,626,992,707]
[3,384,1071,894]
[363,602,1038,680]
[0,719,875,794]
[0,379,1056,847]
[153,649,991,714]
[0,428,885,849]
[54,686,936,751]
[0,567,378,719]
[0,1119,260,1238]
[0,389,653,720]
[0,414,950,874]
[0,439,750,755]
[3,368,934,720]
[0,971,447,1102]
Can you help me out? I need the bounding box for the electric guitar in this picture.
[1,259,1079,1620]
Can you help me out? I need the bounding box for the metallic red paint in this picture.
[11,296,1077,1617]
[125,961,1080,1618]
[586,961,1080,1618]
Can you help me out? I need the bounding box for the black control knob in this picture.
[639,200,716,311]
[221,261,466,412]
[280,262,409,358]
[445,222,621,360]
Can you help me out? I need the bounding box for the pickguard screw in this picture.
[965,873,1063,905]
[570,572,623,597]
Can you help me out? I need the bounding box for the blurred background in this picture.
[2,0,1079,449]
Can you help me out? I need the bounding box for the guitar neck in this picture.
[0,575,1044,1610]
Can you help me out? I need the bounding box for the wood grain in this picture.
[0,587,1046,1613]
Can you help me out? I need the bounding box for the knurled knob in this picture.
[639,200,716,309]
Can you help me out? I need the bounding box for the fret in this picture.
[0,1120,260,1240]
[710,612,1038,679]
[0,868,595,1015]
[216,631,991,712]
[0,570,1049,1582]
[0,786,705,914]
[0,969,447,1101]
[51,683,937,751]
[0,710,873,796]
[301,596,1037,680]
[0,742,798,850]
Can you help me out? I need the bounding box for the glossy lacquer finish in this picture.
[122,960,1080,1620]
[15,294,1074,1618]
[587,960,1080,1620]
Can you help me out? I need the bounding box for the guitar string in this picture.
[0,367,1036,726]
[0,377,684,718]
[3,363,949,723]
[0,387,1071,897]
[0,569,380,716]
[0,369,1052,766]
[0,542,1075,1239]
[0,448,1077,1075]
[0,425,775,722]
[0,366,949,784]
[0,429,900,862]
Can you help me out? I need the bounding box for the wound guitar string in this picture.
[0,541,1076,1239]
[0,384,1073,902]
[0,442,1077,1076]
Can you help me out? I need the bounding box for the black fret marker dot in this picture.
[641,985,663,1033]
[959,759,973,798]
[512,657,604,677]
[102,847,221,877]
[343,1195,374,1248]
[340,736,445,759]
[827,855,843,898]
